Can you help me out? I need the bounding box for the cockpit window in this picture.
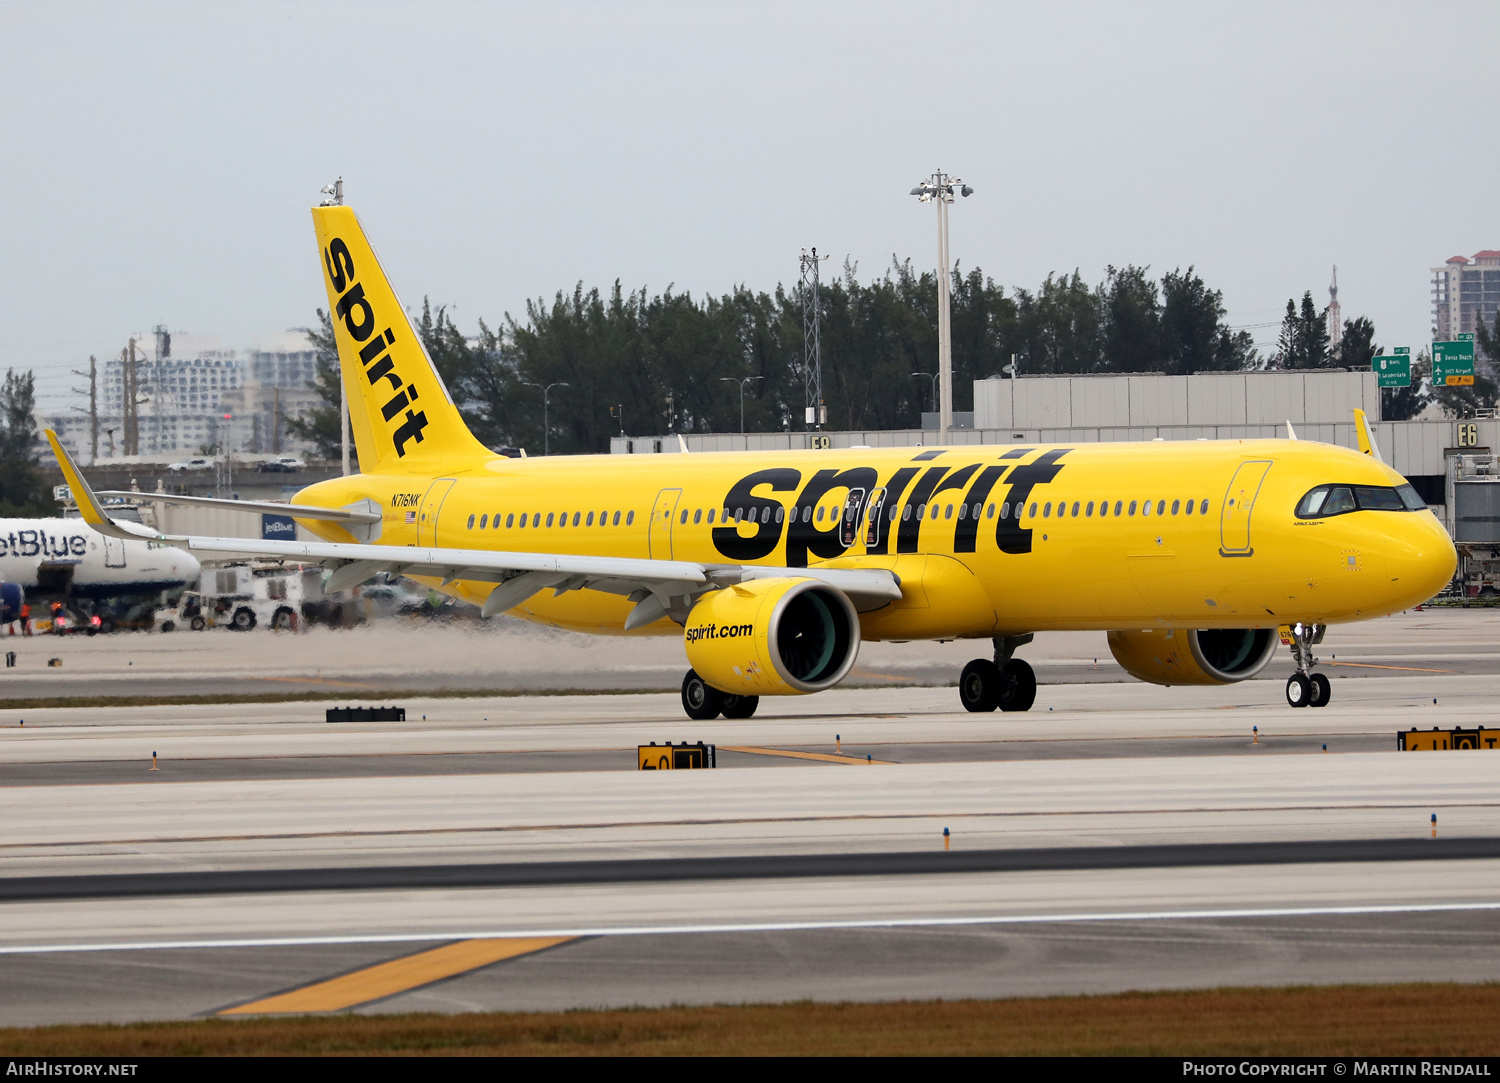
[1296,487,1328,517]
[1354,486,1404,511]
[1322,487,1357,514]
[1296,482,1426,518]
[1396,484,1426,510]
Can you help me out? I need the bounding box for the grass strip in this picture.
[1,984,1498,1056]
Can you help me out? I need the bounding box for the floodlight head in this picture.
[960,185,974,197]
[909,187,925,196]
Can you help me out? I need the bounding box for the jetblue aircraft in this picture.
[0,518,200,599]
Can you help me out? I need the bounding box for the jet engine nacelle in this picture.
[0,582,22,625]
[1107,627,1277,686]
[684,577,860,696]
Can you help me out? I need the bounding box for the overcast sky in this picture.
[3,1,1495,414]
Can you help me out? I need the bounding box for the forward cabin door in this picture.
[1219,461,1272,557]
[417,479,457,546]
[102,535,127,568]
[650,488,682,560]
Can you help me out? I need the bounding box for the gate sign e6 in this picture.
[1374,348,1411,389]
[1434,334,1476,387]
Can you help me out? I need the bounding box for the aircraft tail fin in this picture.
[1353,408,1385,463]
[43,431,159,541]
[311,205,492,473]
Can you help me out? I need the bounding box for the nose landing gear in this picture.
[959,634,1037,713]
[1285,623,1330,708]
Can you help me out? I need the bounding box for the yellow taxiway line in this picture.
[721,746,895,765]
[1323,661,1454,674]
[219,936,574,1014]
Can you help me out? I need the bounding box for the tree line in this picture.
[0,369,51,516]
[286,261,1493,459]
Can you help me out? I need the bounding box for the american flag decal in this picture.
[405,511,416,524]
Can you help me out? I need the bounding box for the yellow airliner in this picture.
[47,203,1457,718]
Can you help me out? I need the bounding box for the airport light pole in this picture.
[523,380,568,455]
[720,375,763,434]
[909,371,938,423]
[909,171,972,444]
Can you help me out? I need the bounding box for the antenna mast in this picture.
[800,247,827,430]
[1327,265,1342,357]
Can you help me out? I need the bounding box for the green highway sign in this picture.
[1374,352,1411,388]
[1434,335,1476,387]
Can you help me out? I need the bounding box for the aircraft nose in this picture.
[176,548,203,580]
[1389,514,1457,607]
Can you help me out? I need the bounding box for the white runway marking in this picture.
[5,899,1500,955]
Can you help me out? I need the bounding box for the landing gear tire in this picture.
[1286,673,1312,708]
[720,694,759,719]
[1308,672,1331,708]
[271,608,296,631]
[681,669,724,721]
[189,616,206,631]
[997,658,1037,713]
[959,659,1002,712]
[231,607,256,632]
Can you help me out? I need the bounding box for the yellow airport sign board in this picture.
[639,742,717,769]
[1398,727,1499,751]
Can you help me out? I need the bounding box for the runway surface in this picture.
[0,609,1496,1025]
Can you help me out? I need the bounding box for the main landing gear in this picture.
[681,669,759,721]
[1284,622,1331,709]
[959,633,1037,713]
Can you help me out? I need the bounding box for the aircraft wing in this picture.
[45,430,901,624]
[95,490,381,524]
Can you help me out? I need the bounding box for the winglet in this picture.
[1286,420,1298,441]
[43,430,160,541]
[1353,408,1385,463]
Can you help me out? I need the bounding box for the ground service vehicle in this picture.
[155,563,324,631]
[46,202,1457,718]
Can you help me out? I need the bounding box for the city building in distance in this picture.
[46,330,321,462]
[1432,250,1500,357]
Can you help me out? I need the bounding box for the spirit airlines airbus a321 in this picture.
[47,202,1457,718]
